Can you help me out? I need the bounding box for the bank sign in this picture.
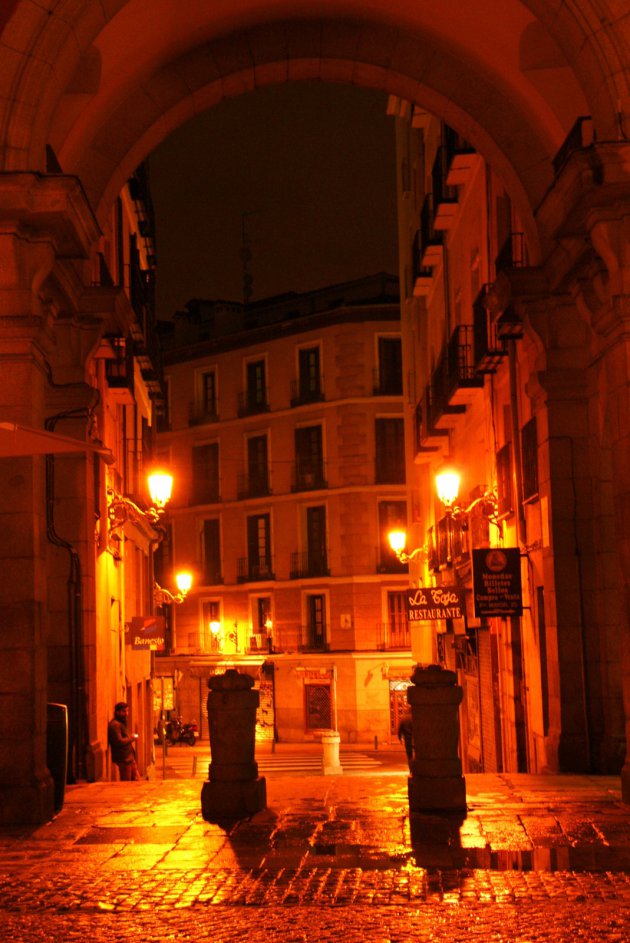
[406,586,465,622]
[472,548,523,617]
[127,615,166,651]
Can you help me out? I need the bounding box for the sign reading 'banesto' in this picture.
[472,548,522,616]
[127,615,166,651]
[406,586,465,622]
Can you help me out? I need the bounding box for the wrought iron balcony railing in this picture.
[290,550,330,579]
[377,621,411,650]
[236,557,275,583]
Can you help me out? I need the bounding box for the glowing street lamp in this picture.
[435,467,461,512]
[147,470,174,510]
[154,569,193,606]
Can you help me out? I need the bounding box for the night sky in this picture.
[148,81,399,320]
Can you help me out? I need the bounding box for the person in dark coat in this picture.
[397,710,414,770]
[108,702,140,781]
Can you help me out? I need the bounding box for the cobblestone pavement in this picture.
[0,772,628,941]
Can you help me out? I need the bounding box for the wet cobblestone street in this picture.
[1,770,628,941]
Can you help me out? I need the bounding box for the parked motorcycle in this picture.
[164,717,198,746]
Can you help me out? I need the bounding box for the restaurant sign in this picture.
[127,615,166,651]
[406,586,465,622]
[472,548,523,616]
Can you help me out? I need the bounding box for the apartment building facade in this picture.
[155,274,415,745]
[389,101,625,777]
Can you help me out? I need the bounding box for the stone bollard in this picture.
[321,729,343,775]
[407,664,467,814]
[201,669,267,820]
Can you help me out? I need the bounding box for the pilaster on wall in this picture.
[0,173,100,823]
[532,148,630,789]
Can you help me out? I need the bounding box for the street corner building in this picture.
[0,1,629,824]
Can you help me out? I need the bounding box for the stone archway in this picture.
[2,0,630,820]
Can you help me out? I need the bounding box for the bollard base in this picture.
[201,776,267,821]
[407,774,467,815]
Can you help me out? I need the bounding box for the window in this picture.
[387,591,409,648]
[240,359,268,414]
[303,593,327,651]
[295,346,322,404]
[307,506,328,576]
[496,443,513,516]
[202,600,221,652]
[521,417,539,503]
[304,684,331,730]
[191,443,219,504]
[294,425,325,489]
[246,513,272,580]
[201,519,222,584]
[377,337,403,395]
[247,434,269,496]
[202,370,217,416]
[375,418,405,483]
[378,501,407,571]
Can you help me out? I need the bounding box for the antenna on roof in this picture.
[240,213,253,304]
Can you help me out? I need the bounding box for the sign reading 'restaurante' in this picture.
[406,586,465,622]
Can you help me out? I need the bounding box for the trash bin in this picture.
[46,703,68,813]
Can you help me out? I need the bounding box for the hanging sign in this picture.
[472,548,522,616]
[127,615,166,651]
[406,586,465,621]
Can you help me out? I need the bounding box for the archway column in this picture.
[516,291,603,773]
[0,173,100,823]
[585,211,630,801]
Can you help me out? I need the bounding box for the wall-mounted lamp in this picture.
[108,469,174,530]
[435,467,498,527]
[154,570,193,606]
[388,530,427,564]
[209,619,239,651]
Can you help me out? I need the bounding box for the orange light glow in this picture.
[147,470,173,509]
[174,570,193,595]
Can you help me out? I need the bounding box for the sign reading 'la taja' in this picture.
[406,586,465,622]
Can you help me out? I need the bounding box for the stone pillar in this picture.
[201,669,266,820]
[407,664,466,813]
[321,729,342,774]
[0,174,100,824]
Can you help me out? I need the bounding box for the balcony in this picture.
[473,285,507,374]
[105,336,135,404]
[495,232,528,273]
[552,116,594,176]
[419,193,444,269]
[189,483,220,505]
[298,626,329,652]
[237,471,271,499]
[290,550,330,579]
[431,145,459,230]
[411,229,434,296]
[290,378,325,407]
[292,462,327,492]
[238,389,269,417]
[444,126,478,187]
[189,402,219,426]
[415,385,449,455]
[431,325,484,423]
[377,622,411,650]
[236,557,275,583]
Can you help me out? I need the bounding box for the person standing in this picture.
[397,710,414,771]
[108,702,140,781]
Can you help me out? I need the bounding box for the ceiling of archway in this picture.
[3,0,604,228]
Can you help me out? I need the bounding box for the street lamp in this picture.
[108,469,174,529]
[435,466,498,526]
[154,570,193,606]
[209,619,239,651]
[388,530,426,564]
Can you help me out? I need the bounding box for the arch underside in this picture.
[2,0,625,242]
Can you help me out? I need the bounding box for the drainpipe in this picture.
[45,408,91,782]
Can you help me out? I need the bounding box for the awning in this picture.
[0,421,114,462]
